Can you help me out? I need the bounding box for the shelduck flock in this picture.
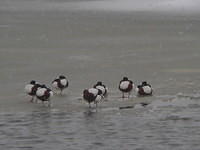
[25,75,153,108]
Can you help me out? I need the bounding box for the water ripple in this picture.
[0,95,200,149]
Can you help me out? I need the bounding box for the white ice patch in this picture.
[60,79,67,86]
[25,84,34,93]
[143,86,152,94]
[88,88,99,96]
[120,81,130,90]
[36,88,46,97]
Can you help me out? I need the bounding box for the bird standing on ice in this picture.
[93,81,108,98]
[136,81,153,96]
[83,88,103,108]
[119,77,134,98]
[52,75,69,95]
[25,80,41,102]
[36,85,53,107]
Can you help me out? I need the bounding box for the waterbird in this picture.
[36,84,53,107]
[52,75,69,95]
[119,77,134,98]
[25,80,41,102]
[93,81,108,97]
[135,81,153,96]
[83,88,103,108]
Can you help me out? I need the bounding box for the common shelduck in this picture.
[25,80,41,102]
[36,84,53,107]
[119,77,134,98]
[93,81,108,97]
[52,75,69,95]
[83,88,103,108]
[136,81,153,96]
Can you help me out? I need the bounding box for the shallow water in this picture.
[1,95,200,150]
[1,0,200,149]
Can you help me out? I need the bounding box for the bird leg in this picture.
[35,97,38,103]
[122,93,125,99]
[60,89,63,95]
[48,99,51,107]
[95,101,98,108]
[89,103,91,108]
[128,92,131,98]
[30,96,34,103]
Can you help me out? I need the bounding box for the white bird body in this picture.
[52,81,58,88]
[60,79,67,86]
[49,91,54,97]
[52,75,68,95]
[143,86,152,94]
[95,95,103,103]
[93,82,108,98]
[120,81,131,90]
[95,85,106,95]
[136,81,153,96]
[88,88,99,96]
[36,87,53,107]
[83,88,102,108]
[36,88,46,97]
[119,77,134,98]
[135,86,152,94]
[25,81,41,102]
[135,87,139,93]
[25,84,34,94]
